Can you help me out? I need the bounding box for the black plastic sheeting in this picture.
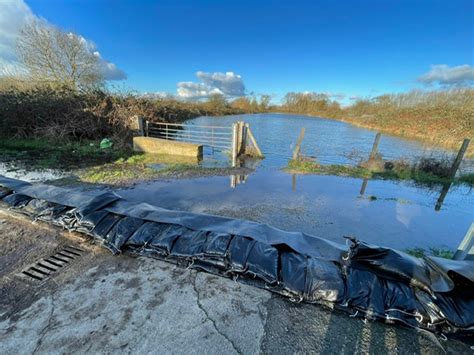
[0,175,473,338]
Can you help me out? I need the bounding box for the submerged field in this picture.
[279,89,474,156]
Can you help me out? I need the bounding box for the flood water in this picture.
[1,113,472,251]
[119,170,473,251]
[118,114,474,252]
[189,113,474,171]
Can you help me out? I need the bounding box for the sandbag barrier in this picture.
[0,176,473,339]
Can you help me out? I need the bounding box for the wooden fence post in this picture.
[245,124,264,157]
[360,178,368,195]
[137,116,145,136]
[435,182,452,211]
[240,121,247,155]
[449,139,470,178]
[231,122,238,167]
[369,133,382,160]
[292,128,306,160]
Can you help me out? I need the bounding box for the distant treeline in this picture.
[278,89,474,155]
[1,76,472,154]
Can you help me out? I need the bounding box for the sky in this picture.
[1,0,473,103]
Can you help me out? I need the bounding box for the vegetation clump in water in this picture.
[286,156,474,187]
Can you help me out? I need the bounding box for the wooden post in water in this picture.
[235,122,242,156]
[231,122,238,167]
[292,127,306,160]
[360,178,368,195]
[245,123,264,157]
[449,139,470,178]
[240,121,248,155]
[369,133,382,160]
[435,182,452,211]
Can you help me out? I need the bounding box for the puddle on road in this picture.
[118,170,474,251]
[0,162,71,182]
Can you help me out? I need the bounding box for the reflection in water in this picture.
[396,202,422,229]
[229,156,263,188]
[435,182,452,211]
[358,175,458,212]
[360,178,369,195]
[230,174,248,188]
[119,170,474,251]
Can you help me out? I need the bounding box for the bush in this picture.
[0,83,245,146]
[416,157,452,178]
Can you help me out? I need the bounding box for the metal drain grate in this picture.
[21,246,84,281]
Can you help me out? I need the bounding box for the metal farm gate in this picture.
[136,118,263,166]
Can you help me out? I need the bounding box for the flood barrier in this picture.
[0,175,472,339]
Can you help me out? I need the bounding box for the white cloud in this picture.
[0,0,34,73]
[177,71,245,99]
[99,61,127,80]
[0,0,126,80]
[417,64,474,86]
[196,71,245,96]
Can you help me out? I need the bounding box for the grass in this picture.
[405,247,454,259]
[286,158,474,187]
[78,153,236,185]
[459,173,474,185]
[0,138,131,169]
[79,154,156,184]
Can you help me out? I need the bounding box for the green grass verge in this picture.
[285,159,474,187]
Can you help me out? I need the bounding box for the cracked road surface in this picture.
[0,213,472,354]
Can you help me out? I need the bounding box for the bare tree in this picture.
[16,20,103,90]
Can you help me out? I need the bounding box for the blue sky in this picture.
[1,0,473,102]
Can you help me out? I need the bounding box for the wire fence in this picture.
[255,132,473,174]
